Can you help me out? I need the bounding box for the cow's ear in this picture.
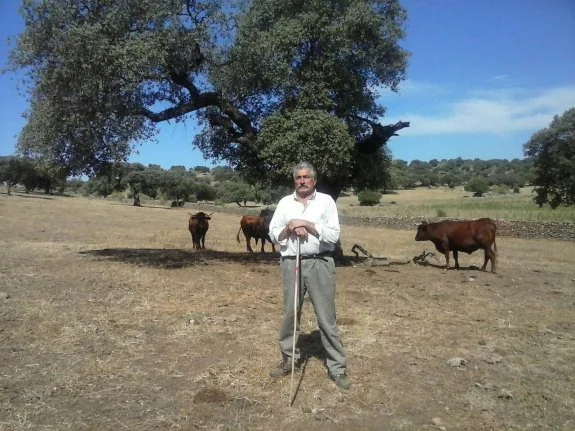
[205,217,211,220]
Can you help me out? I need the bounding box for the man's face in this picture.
[294,168,316,197]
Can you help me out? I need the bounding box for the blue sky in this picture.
[1,0,574,170]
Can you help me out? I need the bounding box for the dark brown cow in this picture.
[236,209,276,253]
[415,218,497,272]
[188,212,212,250]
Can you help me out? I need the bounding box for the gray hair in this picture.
[292,162,317,180]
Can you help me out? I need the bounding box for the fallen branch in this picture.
[413,250,439,266]
[350,244,412,267]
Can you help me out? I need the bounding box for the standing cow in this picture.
[236,209,276,253]
[188,212,212,250]
[415,218,497,272]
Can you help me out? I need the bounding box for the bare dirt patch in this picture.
[1,193,574,430]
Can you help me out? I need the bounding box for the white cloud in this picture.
[374,79,449,99]
[383,84,575,136]
[489,74,511,82]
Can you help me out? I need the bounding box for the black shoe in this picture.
[269,358,301,378]
[329,373,351,390]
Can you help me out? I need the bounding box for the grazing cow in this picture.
[236,209,276,253]
[415,218,497,272]
[188,212,212,250]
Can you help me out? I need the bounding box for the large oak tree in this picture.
[11,0,410,200]
[523,107,575,208]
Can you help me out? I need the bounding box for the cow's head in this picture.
[189,211,212,221]
[259,208,275,217]
[415,222,428,241]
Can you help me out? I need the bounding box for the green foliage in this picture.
[255,110,355,187]
[195,183,217,201]
[357,190,382,206]
[65,179,86,194]
[11,0,409,198]
[523,107,575,208]
[214,181,255,205]
[464,177,490,197]
[194,166,211,174]
[258,185,292,205]
[0,155,66,194]
[492,184,510,195]
[158,171,196,204]
[389,158,532,191]
[211,166,239,182]
[352,148,393,192]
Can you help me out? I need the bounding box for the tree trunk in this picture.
[133,192,141,206]
[317,181,346,261]
[317,182,344,203]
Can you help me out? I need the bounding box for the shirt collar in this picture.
[292,189,317,201]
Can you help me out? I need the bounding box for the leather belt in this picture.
[281,251,333,261]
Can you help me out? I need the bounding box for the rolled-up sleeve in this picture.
[268,201,288,246]
[315,197,340,245]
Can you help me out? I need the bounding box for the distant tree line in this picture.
[390,157,533,191]
[0,156,67,195]
[2,155,534,203]
[0,159,290,207]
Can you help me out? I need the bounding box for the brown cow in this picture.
[236,209,276,253]
[415,218,497,272]
[188,212,212,250]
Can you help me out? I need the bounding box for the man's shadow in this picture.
[299,330,326,365]
[289,330,326,405]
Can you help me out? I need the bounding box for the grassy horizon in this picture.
[3,184,575,223]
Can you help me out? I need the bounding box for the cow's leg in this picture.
[201,234,206,249]
[483,246,496,273]
[439,242,451,269]
[260,238,266,253]
[245,235,254,252]
[453,250,460,269]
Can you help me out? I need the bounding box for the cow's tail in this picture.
[236,227,242,243]
[493,222,498,253]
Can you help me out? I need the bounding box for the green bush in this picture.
[357,190,382,206]
[464,177,490,197]
[492,184,510,195]
[436,208,447,217]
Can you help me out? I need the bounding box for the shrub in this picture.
[464,177,490,197]
[357,190,382,206]
[436,208,447,217]
[492,185,510,195]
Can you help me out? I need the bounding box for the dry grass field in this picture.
[1,190,574,430]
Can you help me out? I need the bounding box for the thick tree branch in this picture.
[137,84,257,151]
[352,115,410,154]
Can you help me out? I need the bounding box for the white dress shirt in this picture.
[268,190,340,257]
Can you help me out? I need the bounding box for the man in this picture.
[268,162,350,390]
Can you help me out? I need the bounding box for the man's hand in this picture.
[293,226,308,240]
[288,219,318,241]
[288,219,309,231]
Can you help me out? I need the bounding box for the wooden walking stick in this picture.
[289,236,301,406]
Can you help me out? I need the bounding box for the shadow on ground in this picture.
[80,248,281,268]
[80,248,370,269]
